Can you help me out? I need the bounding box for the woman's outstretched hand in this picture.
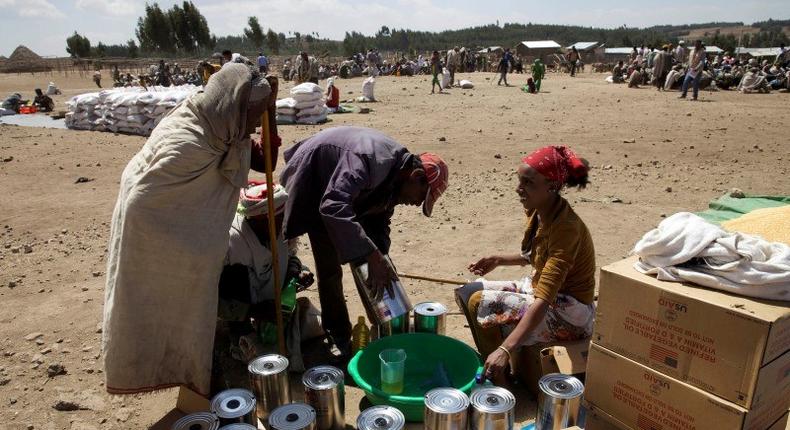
[468,256,500,276]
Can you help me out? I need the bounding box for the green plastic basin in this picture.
[347,333,482,421]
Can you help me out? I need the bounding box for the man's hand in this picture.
[298,270,314,289]
[366,250,397,302]
[468,256,501,276]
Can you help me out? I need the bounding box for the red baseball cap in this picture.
[420,152,449,217]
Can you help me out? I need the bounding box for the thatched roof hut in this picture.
[0,45,52,73]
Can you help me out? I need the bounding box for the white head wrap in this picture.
[238,181,288,217]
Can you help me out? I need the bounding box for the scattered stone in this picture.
[92,271,101,277]
[47,362,67,377]
[24,332,44,341]
[623,139,635,143]
[729,188,745,198]
[602,165,613,170]
[0,377,10,386]
[438,137,446,142]
[2,156,13,162]
[53,400,83,411]
[665,187,673,193]
[660,213,667,218]
[686,112,692,117]
[75,177,94,184]
[95,323,103,334]
[8,281,16,288]
[493,154,502,159]
[22,244,33,254]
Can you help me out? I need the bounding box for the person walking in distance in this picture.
[679,40,706,101]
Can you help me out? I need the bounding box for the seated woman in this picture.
[325,77,340,113]
[455,146,595,383]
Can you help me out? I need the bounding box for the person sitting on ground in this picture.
[521,77,537,94]
[664,64,684,90]
[33,88,54,112]
[628,66,644,88]
[738,67,770,93]
[216,180,314,368]
[1,93,26,116]
[611,61,625,83]
[456,145,595,384]
[325,77,340,113]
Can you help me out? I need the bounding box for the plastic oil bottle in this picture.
[351,316,370,353]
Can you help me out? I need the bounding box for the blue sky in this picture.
[0,0,786,56]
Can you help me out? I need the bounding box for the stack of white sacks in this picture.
[65,84,201,135]
[276,83,327,125]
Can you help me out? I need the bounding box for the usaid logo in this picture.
[659,297,687,321]
[644,372,670,395]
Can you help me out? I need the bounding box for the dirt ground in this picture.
[1,68,789,430]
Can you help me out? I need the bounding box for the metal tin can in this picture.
[210,388,257,426]
[413,302,448,335]
[249,354,291,423]
[357,406,406,430]
[351,254,412,325]
[470,386,516,430]
[172,412,220,430]
[377,313,410,338]
[218,424,258,430]
[424,388,470,430]
[269,403,317,430]
[535,374,584,430]
[302,365,345,430]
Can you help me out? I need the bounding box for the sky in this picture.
[0,0,786,57]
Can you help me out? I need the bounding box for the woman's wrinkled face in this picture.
[516,164,554,210]
[245,99,267,135]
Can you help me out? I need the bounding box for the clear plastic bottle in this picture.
[351,316,370,353]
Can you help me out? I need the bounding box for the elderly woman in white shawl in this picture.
[103,64,279,396]
[738,62,771,93]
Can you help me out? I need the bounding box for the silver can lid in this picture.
[538,373,584,400]
[424,388,470,414]
[218,425,258,430]
[269,403,316,430]
[210,388,256,419]
[357,406,405,430]
[172,412,219,430]
[414,302,448,317]
[249,354,289,376]
[470,386,516,414]
[302,365,344,390]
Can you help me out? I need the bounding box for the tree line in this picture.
[66,3,788,60]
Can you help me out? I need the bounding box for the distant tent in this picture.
[0,45,51,73]
[516,40,561,61]
[735,47,782,58]
[478,46,503,54]
[705,46,724,54]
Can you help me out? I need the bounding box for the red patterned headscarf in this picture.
[522,146,587,185]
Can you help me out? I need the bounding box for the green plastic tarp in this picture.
[696,194,790,224]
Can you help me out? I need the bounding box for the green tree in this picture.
[169,3,194,52]
[182,1,212,50]
[127,39,139,58]
[136,3,173,52]
[66,31,91,58]
[266,29,280,54]
[244,16,265,49]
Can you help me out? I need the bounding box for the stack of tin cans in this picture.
[172,412,220,430]
[210,388,258,426]
[535,374,584,430]
[302,365,345,430]
[248,354,292,423]
[357,405,406,430]
[269,402,318,430]
[423,385,516,430]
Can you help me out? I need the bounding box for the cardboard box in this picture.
[582,403,632,430]
[150,386,211,430]
[585,343,787,430]
[593,257,790,408]
[515,338,589,395]
[767,412,788,430]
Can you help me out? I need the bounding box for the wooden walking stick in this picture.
[261,76,287,356]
